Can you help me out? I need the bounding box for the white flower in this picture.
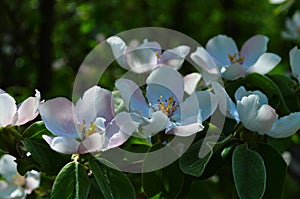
[0,155,40,199]
[0,90,40,128]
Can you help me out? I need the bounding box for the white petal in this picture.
[289,46,300,82]
[246,53,281,75]
[190,47,220,74]
[107,36,130,69]
[78,133,105,154]
[76,86,114,125]
[234,86,268,105]
[15,90,40,125]
[206,35,239,66]
[240,35,268,68]
[146,66,184,103]
[183,73,202,95]
[42,135,80,154]
[0,155,17,182]
[211,82,239,121]
[0,93,16,127]
[25,171,40,194]
[160,45,190,70]
[222,63,246,80]
[167,121,204,137]
[126,47,158,73]
[143,111,170,137]
[237,95,278,133]
[115,78,150,117]
[266,112,300,138]
[39,98,79,138]
[104,112,139,149]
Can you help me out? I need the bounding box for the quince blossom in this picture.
[107,36,190,73]
[116,66,218,137]
[0,154,40,199]
[39,86,139,154]
[282,11,300,41]
[191,35,281,81]
[0,90,40,128]
[213,84,300,138]
[289,46,300,82]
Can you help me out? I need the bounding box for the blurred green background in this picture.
[1,0,299,100]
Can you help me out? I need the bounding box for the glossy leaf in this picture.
[23,139,70,175]
[51,161,90,199]
[232,144,266,199]
[89,157,135,199]
[179,135,231,177]
[259,143,287,199]
[22,121,53,140]
[142,160,184,199]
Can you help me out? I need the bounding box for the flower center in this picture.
[154,96,179,117]
[12,173,25,186]
[228,53,245,64]
[80,120,102,138]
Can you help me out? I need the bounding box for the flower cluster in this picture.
[1,33,300,198]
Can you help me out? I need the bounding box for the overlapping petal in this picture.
[237,95,278,134]
[289,46,300,82]
[206,35,239,66]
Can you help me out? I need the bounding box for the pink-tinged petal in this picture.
[167,121,204,137]
[240,35,268,68]
[289,46,300,82]
[183,73,202,95]
[146,66,184,103]
[78,133,105,154]
[246,53,281,75]
[24,171,40,194]
[76,86,114,125]
[106,36,130,70]
[266,112,300,138]
[104,112,140,149]
[42,135,79,154]
[237,95,278,134]
[39,98,79,138]
[211,82,239,121]
[0,155,17,182]
[160,45,190,70]
[206,35,239,66]
[115,78,150,117]
[125,47,158,73]
[0,93,16,127]
[222,63,246,80]
[15,90,40,125]
[190,47,220,74]
[143,111,170,137]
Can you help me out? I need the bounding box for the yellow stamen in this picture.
[12,173,25,186]
[80,120,102,138]
[228,53,245,64]
[156,96,179,117]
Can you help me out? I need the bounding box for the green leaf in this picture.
[232,144,266,199]
[179,135,231,177]
[258,144,287,199]
[268,74,298,112]
[16,156,40,175]
[23,139,70,175]
[89,157,135,199]
[142,161,184,199]
[51,161,90,199]
[22,121,52,140]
